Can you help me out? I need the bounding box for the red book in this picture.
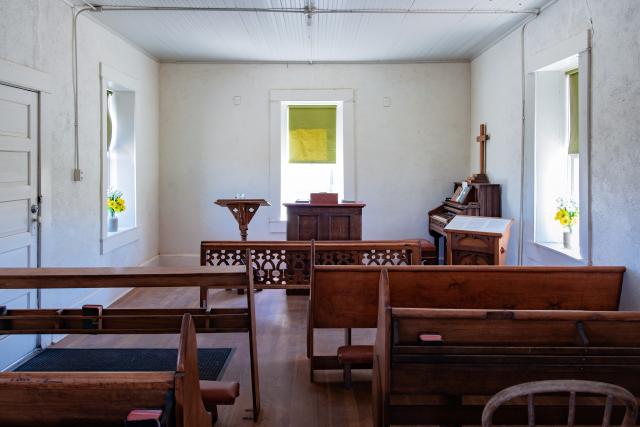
[126,409,162,422]
[418,333,443,344]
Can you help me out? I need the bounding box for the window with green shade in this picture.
[567,69,579,155]
[106,90,113,151]
[288,105,336,164]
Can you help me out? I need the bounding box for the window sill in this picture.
[525,240,586,266]
[536,241,582,260]
[268,220,286,234]
[101,226,140,254]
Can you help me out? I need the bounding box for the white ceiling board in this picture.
[68,0,553,62]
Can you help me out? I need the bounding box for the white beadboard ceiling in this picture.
[69,0,552,62]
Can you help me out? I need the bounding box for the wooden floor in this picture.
[57,287,375,426]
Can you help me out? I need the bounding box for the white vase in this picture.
[563,230,573,249]
[108,216,118,233]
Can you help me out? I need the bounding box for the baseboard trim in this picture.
[158,253,200,267]
[140,254,161,267]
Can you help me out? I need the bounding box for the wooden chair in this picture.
[482,380,639,427]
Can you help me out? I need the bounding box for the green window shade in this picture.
[106,90,113,151]
[567,69,579,155]
[288,105,336,163]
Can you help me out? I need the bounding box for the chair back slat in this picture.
[528,394,535,427]
[568,391,577,426]
[603,395,614,427]
[481,380,638,427]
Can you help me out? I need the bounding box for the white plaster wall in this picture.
[159,63,470,256]
[470,0,640,308]
[0,0,160,305]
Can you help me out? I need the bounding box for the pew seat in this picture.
[417,239,437,264]
[337,345,374,388]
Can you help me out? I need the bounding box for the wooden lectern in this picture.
[444,215,513,265]
[215,199,270,241]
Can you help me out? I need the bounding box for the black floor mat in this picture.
[15,348,233,381]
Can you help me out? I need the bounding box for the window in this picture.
[268,89,355,232]
[523,35,591,264]
[280,102,344,219]
[105,88,136,231]
[533,56,580,256]
[100,63,139,253]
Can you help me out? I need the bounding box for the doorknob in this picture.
[31,204,41,225]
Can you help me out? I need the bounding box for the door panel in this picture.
[0,84,39,370]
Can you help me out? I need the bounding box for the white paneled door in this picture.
[0,84,39,369]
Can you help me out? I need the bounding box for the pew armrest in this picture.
[200,380,240,410]
[337,345,374,365]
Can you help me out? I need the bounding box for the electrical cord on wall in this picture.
[516,21,529,266]
[71,6,96,181]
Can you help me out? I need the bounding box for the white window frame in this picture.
[99,63,140,254]
[268,89,355,233]
[522,32,591,265]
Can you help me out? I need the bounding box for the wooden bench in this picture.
[372,268,637,427]
[0,313,232,427]
[199,239,423,302]
[308,265,625,383]
[0,264,261,422]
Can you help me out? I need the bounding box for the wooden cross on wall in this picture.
[467,123,490,183]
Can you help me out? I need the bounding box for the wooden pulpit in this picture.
[284,202,365,241]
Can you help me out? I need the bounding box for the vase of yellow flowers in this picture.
[554,198,578,249]
[107,189,126,233]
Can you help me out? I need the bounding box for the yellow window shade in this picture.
[289,105,336,163]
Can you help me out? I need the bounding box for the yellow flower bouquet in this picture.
[554,198,578,232]
[107,189,126,218]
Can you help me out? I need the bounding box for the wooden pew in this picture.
[200,240,422,300]
[372,269,639,427]
[308,265,625,381]
[0,313,213,427]
[0,263,261,422]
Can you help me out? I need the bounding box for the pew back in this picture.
[311,265,625,329]
[0,372,175,427]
